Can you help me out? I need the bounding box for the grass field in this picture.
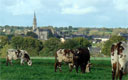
[1,58,128,80]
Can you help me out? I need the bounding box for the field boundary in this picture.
[30,57,111,60]
[0,57,111,60]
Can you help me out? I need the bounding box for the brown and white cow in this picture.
[55,48,91,73]
[55,49,74,72]
[111,41,128,80]
[6,49,32,66]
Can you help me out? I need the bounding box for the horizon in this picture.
[1,25,128,29]
[0,0,128,28]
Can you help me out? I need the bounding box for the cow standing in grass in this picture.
[74,48,90,73]
[55,48,91,73]
[55,49,74,72]
[111,41,128,80]
[6,49,32,66]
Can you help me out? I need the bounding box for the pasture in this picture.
[0,58,128,80]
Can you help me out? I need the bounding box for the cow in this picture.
[111,41,128,80]
[54,49,74,72]
[6,49,32,66]
[54,48,91,73]
[74,48,90,73]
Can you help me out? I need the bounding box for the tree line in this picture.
[0,36,91,57]
[0,35,126,57]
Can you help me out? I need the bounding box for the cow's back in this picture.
[7,49,17,60]
[56,49,74,63]
[77,48,90,63]
[111,42,128,80]
[119,42,128,74]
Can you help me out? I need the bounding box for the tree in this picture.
[59,39,78,49]
[23,37,43,56]
[41,38,60,56]
[0,36,9,48]
[26,31,38,38]
[59,37,91,49]
[101,36,126,56]
[72,37,91,48]
[11,36,43,56]
[11,36,24,49]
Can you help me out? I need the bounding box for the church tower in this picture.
[33,12,37,31]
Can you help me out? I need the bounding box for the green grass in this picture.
[0,58,128,80]
[31,57,111,60]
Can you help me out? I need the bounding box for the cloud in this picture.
[0,0,113,16]
[113,0,128,12]
[61,6,97,15]
[0,0,62,15]
[59,0,109,15]
[6,0,43,15]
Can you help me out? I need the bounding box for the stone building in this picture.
[32,12,52,40]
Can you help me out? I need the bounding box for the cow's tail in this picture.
[6,51,9,66]
[55,52,57,63]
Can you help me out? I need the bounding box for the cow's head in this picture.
[86,62,92,73]
[27,60,32,66]
[24,53,32,66]
[73,49,80,59]
[111,43,118,56]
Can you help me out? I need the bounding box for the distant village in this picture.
[0,12,128,55]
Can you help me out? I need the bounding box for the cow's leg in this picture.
[80,65,83,73]
[9,60,13,66]
[112,70,115,80]
[75,65,79,73]
[69,63,73,72]
[112,63,117,80]
[119,69,123,80]
[80,64,85,73]
[58,62,62,72]
[20,59,24,65]
[54,62,58,72]
[6,57,9,66]
[83,65,86,73]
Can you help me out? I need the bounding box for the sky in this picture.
[0,0,128,28]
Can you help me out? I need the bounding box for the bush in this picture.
[101,36,126,56]
[40,38,60,56]
[72,37,91,48]
[59,39,78,49]
[59,37,91,49]
[26,31,38,38]
[11,36,43,56]
[0,44,13,58]
[0,36,9,48]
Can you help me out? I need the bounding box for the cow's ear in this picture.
[111,45,115,52]
[15,52,18,54]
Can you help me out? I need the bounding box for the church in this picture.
[32,12,52,40]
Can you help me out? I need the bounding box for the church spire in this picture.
[33,11,37,31]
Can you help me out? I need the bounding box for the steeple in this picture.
[33,11,37,31]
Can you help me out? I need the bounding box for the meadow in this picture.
[1,58,128,80]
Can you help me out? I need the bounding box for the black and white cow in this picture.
[6,49,32,66]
